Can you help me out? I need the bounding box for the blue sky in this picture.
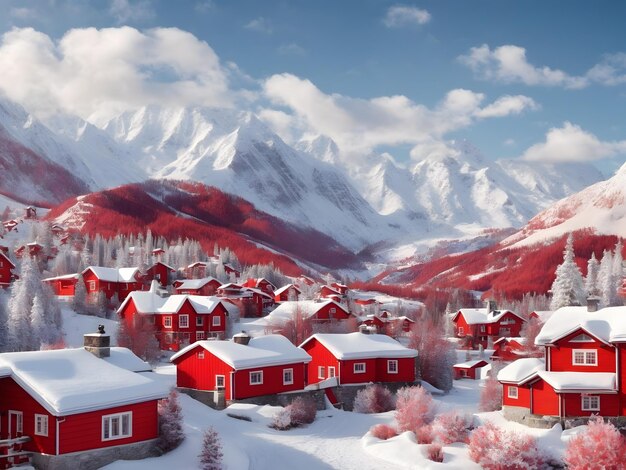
[1,0,625,174]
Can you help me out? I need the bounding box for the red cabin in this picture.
[42,274,79,296]
[452,303,525,349]
[118,292,229,351]
[173,277,222,296]
[0,251,15,287]
[242,278,276,297]
[319,285,342,299]
[499,305,626,423]
[529,310,554,324]
[217,284,273,317]
[144,261,175,288]
[82,266,143,301]
[222,263,240,279]
[0,340,167,469]
[491,337,528,361]
[453,359,489,380]
[330,282,348,295]
[274,284,301,303]
[171,334,312,401]
[299,332,418,386]
[269,300,352,323]
[15,242,43,259]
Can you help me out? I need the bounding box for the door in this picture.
[8,411,23,438]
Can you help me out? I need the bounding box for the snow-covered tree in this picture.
[598,249,617,307]
[479,374,502,411]
[199,426,223,470]
[7,256,39,351]
[395,386,435,432]
[116,318,160,364]
[353,384,394,414]
[613,240,624,304]
[30,293,46,351]
[469,422,544,469]
[520,317,543,357]
[408,320,456,391]
[0,292,8,352]
[157,390,185,453]
[72,275,88,314]
[585,252,600,297]
[564,416,626,470]
[550,234,585,310]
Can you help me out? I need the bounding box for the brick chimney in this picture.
[586,296,600,313]
[233,331,251,346]
[84,324,111,358]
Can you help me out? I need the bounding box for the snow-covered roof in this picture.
[497,358,545,383]
[175,277,220,290]
[150,261,175,271]
[274,284,301,296]
[300,332,418,360]
[104,347,152,372]
[0,348,168,416]
[268,300,350,322]
[0,252,15,267]
[454,308,524,325]
[84,266,140,282]
[453,360,488,369]
[118,292,225,316]
[538,371,616,391]
[535,306,626,345]
[42,273,79,282]
[171,335,311,369]
[531,310,554,323]
[493,336,526,346]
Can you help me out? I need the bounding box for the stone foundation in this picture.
[31,439,159,470]
[503,406,626,430]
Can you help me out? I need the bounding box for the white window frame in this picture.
[102,412,132,441]
[9,411,23,435]
[581,395,600,411]
[318,366,326,379]
[179,314,189,329]
[480,325,486,333]
[87,280,96,291]
[216,375,225,389]
[572,349,597,366]
[34,414,48,436]
[250,371,263,385]
[458,327,464,335]
[354,363,366,374]
[196,331,205,341]
[328,366,336,378]
[283,368,294,385]
[329,307,336,314]
[163,316,172,328]
[508,386,518,399]
[196,316,204,326]
[387,360,398,374]
[212,315,221,327]
[197,350,205,359]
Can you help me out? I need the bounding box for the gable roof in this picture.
[83,266,140,283]
[0,348,168,416]
[268,300,350,322]
[453,308,524,325]
[0,251,15,268]
[537,371,616,392]
[535,306,626,346]
[171,335,311,369]
[274,284,302,296]
[453,360,489,369]
[118,291,225,316]
[175,277,221,290]
[299,332,417,360]
[497,358,545,384]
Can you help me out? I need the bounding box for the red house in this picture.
[118,291,229,351]
[269,300,352,323]
[173,277,222,296]
[319,285,342,299]
[453,359,489,380]
[452,302,525,349]
[330,282,348,295]
[217,284,273,317]
[242,278,276,297]
[360,313,415,335]
[144,261,175,288]
[0,333,167,469]
[274,284,301,303]
[15,242,44,259]
[499,304,626,423]
[299,332,418,386]
[2,220,18,233]
[83,266,143,301]
[491,337,528,361]
[0,251,15,288]
[529,310,554,324]
[171,334,312,402]
[223,263,240,279]
[42,273,79,296]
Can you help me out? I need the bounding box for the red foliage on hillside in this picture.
[46,180,362,273]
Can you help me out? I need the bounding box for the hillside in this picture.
[46,180,363,274]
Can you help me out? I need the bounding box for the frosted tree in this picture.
[7,256,39,351]
[0,292,8,352]
[157,390,185,453]
[30,293,46,350]
[613,240,624,303]
[199,426,223,470]
[598,250,617,307]
[549,234,585,310]
[72,275,88,314]
[585,252,600,297]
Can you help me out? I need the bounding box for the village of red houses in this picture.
[0,207,625,470]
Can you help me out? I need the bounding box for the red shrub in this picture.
[395,386,435,432]
[415,425,433,444]
[469,422,544,469]
[431,411,470,445]
[272,396,317,430]
[369,424,398,440]
[479,375,502,412]
[199,426,223,470]
[426,443,444,463]
[353,384,395,414]
[564,416,626,470]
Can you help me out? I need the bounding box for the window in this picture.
[480,325,486,333]
[573,349,597,366]
[196,316,204,326]
[216,375,225,389]
[102,412,132,441]
[197,350,205,359]
[164,316,172,328]
[508,386,518,399]
[196,331,205,341]
[571,334,594,342]
[354,363,366,374]
[582,395,600,411]
[460,369,468,377]
[328,366,336,378]
[458,327,464,335]
[283,368,294,385]
[212,316,221,327]
[329,307,336,314]
[35,414,48,436]
[88,280,96,291]
[499,328,511,335]
[387,360,398,374]
[250,371,263,385]
[318,366,326,379]
[179,314,189,328]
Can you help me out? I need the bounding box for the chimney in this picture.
[485,300,497,315]
[586,296,600,313]
[84,324,110,358]
[233,331,251,346]
[359,324,374,335]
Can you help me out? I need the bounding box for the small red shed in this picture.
[274,284,301,303]
[145,261,175,288]
[0,251,15,287]
[173,277,222,296]
[453,359,489,380]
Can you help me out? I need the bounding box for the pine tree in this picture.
[549,234,585,310]
[585,252,600,297]
[598,250,617,307]
[157,390,185,453]
[613,241,624,304]
[73,274,88,314]
[0,292,8,352]
[199,426,223,470]
[30,293,46,350]
[7,256,39,351]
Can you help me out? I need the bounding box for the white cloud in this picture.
[384,5,431,28]
[459,44,626,89]
[109,0,155,23]
[521,122,626,163]
[263,73,537,158]
[0,27,234,121]
[244,17,272,34]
